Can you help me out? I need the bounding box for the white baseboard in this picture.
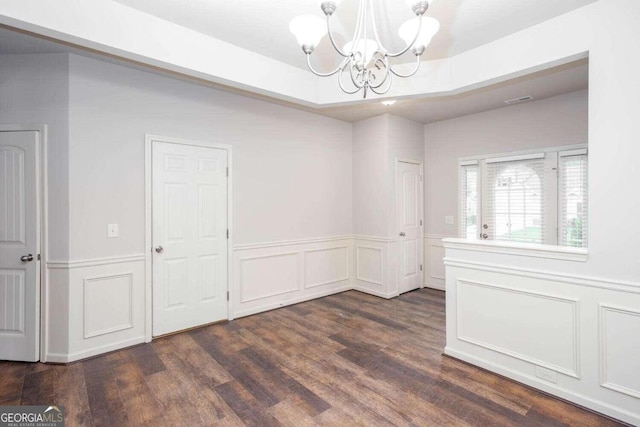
[46,336,146,363]
[444,347,639,426]
[353,286,398,299]
[232,285,352,319]
[423,282,446,291]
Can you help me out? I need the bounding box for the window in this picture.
[460,162,479,239]
[459,146,587,247]
[559,150,588,247]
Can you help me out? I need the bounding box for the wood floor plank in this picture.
[21,368,56,405]
[3,289,627,427]
[215,380,281,427]
[82,358,131,427]
[111,358,167,426]
[0,362,26,404]
[54,363,93,426]
[154,347,241,425]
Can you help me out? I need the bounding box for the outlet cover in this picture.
[445,215,454,225]
[535,366,557,384]
[107,224,119,238]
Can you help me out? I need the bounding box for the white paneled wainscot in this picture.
[423,234,453,291]
[443,238,640,425]
[42,234,412,362]
[45,255,146,363]
[232,236,354,318]
[353,236,404,299]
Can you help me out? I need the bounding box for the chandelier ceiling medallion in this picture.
[290,0,439,98]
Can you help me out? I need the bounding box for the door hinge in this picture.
[226,167,229,177]
[226,229,229,239]
[420,264,423,271]
[420,219,423,226]
[37,254,41,261]
[227,291,230,301]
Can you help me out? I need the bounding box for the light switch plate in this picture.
[445,215,454,225]
[107,224,119,238]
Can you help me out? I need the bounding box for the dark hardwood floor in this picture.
[0,289,626,426]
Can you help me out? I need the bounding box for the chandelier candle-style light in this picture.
[290,0,439,98]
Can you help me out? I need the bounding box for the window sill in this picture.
[441,238,589,262]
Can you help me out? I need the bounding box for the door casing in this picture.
[144,134,233,342]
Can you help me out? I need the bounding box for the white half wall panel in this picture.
[443,240,640,426]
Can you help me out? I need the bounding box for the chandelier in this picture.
[289,0,439,98]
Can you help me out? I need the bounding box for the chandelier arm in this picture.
[306,54,349,77]
[369,57,390,89]
[326,15,349,57]
[339,66,364,95]
[389,54,421,78]
[386,14,423,58]
[369,72,393,95]
[349,64,365,89]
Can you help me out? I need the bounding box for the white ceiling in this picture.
[113,0,597,71]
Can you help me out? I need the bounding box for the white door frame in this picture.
[144,134,233,342]
[395,158,424,291]
[0,124,48,361]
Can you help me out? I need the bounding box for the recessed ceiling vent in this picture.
[505,95,534,105]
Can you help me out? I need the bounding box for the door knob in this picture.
[20,254,34,262]
[482,234,488,239]
[155,246,164,254]
[399,232,406,237]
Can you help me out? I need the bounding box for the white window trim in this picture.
[485,152,545,164]
[459,143,587,164]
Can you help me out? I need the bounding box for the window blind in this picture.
[560,154,588,247]
[485,157,546,244]
[460,164,479,239]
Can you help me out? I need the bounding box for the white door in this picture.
[0,131,40,362]
[397,161,423,294]
[152,141,228,336]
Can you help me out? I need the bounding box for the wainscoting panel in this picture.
[443,239,640,426]
[424,235,452,290]
[239,252,299,303]
[83,273,133,339]
[600,304,640,399]
[353,236,397,299]
[457,279,579,377]
[232,237,353,318]
[304,246,349,289]
[45,256,146,363]
[356,246,383,286]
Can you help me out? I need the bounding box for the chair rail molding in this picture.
[46,254,146,269]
